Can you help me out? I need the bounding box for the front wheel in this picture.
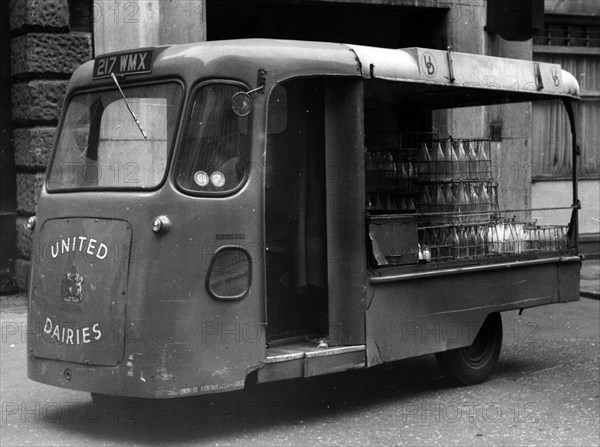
[435,313,502,386]
[91,393,145,411]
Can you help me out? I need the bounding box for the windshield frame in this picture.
[46,78,185,193]
[173,79,254,198]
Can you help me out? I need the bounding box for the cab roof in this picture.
[69,38,580,99]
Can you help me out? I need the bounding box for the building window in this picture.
[533,15,600,48]
[533,15,600,180]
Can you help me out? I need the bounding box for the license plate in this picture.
[93,48,154,79]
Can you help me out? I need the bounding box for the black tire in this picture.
[435,313,503,386]
[90,393,145,412]
[90,392,110,405]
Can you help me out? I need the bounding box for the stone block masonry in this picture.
[13,127,55,169]
[10,0,93,291]
[11,80,67,123]
[16,216,33,259]
[11,32,92,76]
[15,172,45,215]
[9,0,70,31]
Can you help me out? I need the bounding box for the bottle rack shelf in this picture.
[364,133,571,267]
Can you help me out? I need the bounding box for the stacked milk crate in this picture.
[486,221,569,255]
[417,138,569,262]
[365,134,419,213]
[417,138,498,261]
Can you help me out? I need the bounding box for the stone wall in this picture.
[10,0,92,290]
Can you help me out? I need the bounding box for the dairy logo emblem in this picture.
[423,53,436,77]
[551,69,560,87]
[61,265,84,303]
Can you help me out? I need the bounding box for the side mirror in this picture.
[231,92,253,117]
[231,82,266,117]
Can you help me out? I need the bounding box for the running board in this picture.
[257,343,366,384]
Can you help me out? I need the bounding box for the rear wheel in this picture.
[91,393,145,414]
[435,313,502,386]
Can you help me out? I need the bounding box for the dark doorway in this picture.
[265,78,328,341]
[0,0,18,294]
[207,1,447,49]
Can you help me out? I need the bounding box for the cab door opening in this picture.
[265,78,328,341]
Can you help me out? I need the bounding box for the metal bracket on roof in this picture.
[534,62,544,91]
[346,46,363,75]
[447,46,455,83]
[257,68,267,93]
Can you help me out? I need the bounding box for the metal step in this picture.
[257,342,366,383]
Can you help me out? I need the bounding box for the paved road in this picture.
[1,295,598,446]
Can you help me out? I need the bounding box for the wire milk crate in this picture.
[418,220,569,263]
[365,132,423,214]
[417,138,498,226]
[417,182,499,224]
[487,221,569,255]
[419,138,492,183]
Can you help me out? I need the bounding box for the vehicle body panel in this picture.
[366,256,581,366]
[29,170,266,397]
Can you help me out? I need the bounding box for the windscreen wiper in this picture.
[110,73,147,139]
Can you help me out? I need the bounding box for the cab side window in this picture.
[177,83,250,194]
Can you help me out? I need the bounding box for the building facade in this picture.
[531,0,599,249]
[1,0,598,292]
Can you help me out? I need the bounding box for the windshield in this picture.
[47,83,182,191]
[176,83,251,194]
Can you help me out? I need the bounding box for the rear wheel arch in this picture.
[435,312,503,386]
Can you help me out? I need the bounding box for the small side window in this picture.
[206,247,252,300]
